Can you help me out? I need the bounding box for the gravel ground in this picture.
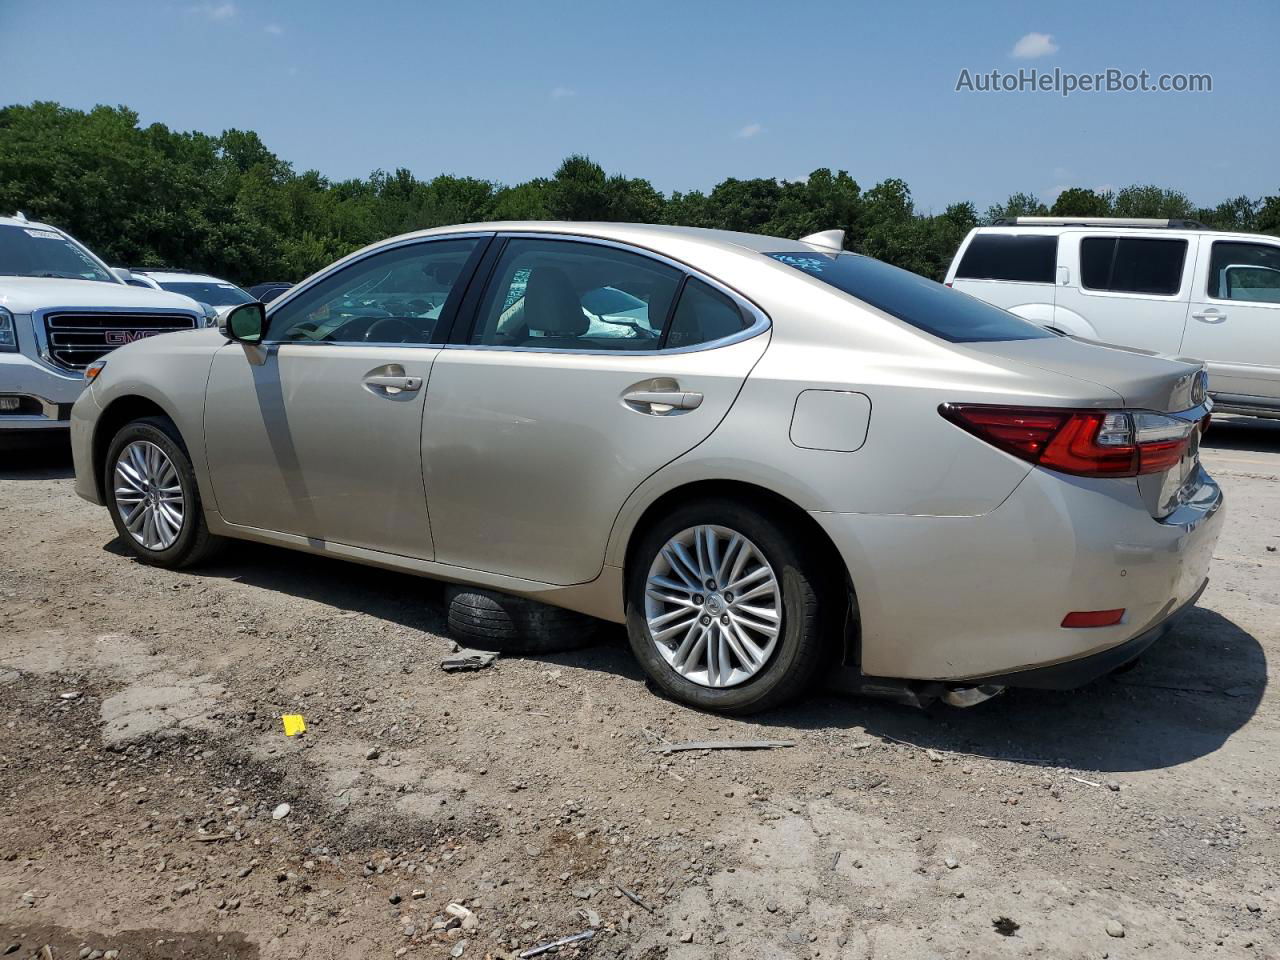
[1,418,1277,960]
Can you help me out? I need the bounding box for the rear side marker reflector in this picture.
[1062,609,1125,628]
[939,403,1197,478]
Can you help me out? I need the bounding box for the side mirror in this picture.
[219,302,266,344]
[111,267,135,285]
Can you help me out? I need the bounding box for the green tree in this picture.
[983,192,1048,223]
[1050,187,1113,217]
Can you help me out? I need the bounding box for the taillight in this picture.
[940,404,1196,478]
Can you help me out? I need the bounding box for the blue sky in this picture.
[3,0,1276,212]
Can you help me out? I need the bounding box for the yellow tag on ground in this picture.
[281,714,306,736]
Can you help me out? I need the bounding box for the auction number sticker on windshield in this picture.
[24,229,63,240]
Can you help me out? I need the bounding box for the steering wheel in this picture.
[364,317,421,343]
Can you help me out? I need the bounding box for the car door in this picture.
[1053,231,1194,354]
[1181,236,1280,402]
[204,234,490,558]
[421,234,770,586]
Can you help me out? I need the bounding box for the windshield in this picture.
[766,251,1053,343]
[0,224,115,282]
[157,280,253,307]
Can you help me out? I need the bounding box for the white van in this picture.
[945,217,1280,418]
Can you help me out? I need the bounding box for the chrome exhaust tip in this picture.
[940,684,1006,708]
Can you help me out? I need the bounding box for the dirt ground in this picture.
[1,417,1277,960]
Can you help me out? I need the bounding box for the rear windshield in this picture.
[955,233,1058,283]
[157,280,254,306]
[766,252,1054,343]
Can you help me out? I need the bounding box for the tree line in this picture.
[2,101,1277,287]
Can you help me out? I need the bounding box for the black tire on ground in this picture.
[444,586,603,653]
[104,415,224,569]
[624,498,839,715]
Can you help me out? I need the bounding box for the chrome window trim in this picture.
[455,231,772,356]
[259,231,497,347]
[31,305,202,375]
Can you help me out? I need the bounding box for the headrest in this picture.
[524,266,587,337]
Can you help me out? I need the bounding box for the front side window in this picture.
[267,238,482,344]
[1208,241,1280,304]
[0,224,114,283]
[955,234,1058,283]
[766,251,1053,343]
[1080,236,1187,296]
[470,238,682,350]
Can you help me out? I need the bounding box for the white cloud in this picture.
[265,23,284,35]
[188,2,237,20]
[550,86,575,99]
[1011,32,1058,59]
[736,123,764,139]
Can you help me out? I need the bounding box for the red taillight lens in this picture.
[1062,609,1126,628]
[940,404,1195,479]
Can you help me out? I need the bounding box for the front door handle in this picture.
[364,374,422,392]
[623,389,703,414]
[1191,309,1227,323]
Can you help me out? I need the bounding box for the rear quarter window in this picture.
[955,234,1058,283]
[1080,236,1187,296]
[768,251,1053,343]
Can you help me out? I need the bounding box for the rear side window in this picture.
[470,238,681,350]
[955,234,1058,283]
[665,278,749,349]
[1080,237,1187,296]
[767,252,1053,343]
[1207,241,1280,303]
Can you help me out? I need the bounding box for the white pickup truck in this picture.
[946,217,1280,419]
[0,214,204,431]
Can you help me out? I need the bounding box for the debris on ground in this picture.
[618,886,655,913]
[992,916,1020,936]
[441,648,499,672]
[518,930,594,958]
[653,739,794,754]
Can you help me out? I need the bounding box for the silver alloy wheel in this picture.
[644,525,782,688]
[113,440,185,551]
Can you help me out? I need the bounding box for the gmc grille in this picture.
[43,312,199,371]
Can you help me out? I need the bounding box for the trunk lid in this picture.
[970,334,1205,412]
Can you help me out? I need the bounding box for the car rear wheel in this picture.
[625,499,835,714]
[105,416,223,569]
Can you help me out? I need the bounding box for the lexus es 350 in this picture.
[69,223,1223,713]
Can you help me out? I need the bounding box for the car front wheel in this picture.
[104,416,223,569]
[625,499,835,714]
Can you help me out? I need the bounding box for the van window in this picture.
[1080,237,1187,296]
[767,251,1053,343]
[1207,241,1280,303]
[955,234,1058,283]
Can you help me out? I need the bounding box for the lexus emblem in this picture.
[1192,370,1208,406]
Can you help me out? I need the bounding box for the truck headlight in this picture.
[0,307,16,352]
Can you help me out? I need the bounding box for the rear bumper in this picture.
[963,577,1206,689]
[812,465,1225,682]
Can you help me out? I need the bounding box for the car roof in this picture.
[972,224,1273,244]
[1,214,61,232]
[365,221,819,258]
[134,270,235,284]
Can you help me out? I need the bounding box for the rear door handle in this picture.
[623,389,704,413]
[1191,310,1227,323]
[364,374,422,392]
